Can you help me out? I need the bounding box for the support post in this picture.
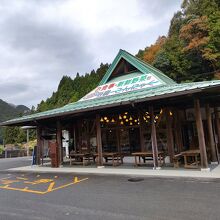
[166,108,175,163]
[149,106,159,169]
[139,111,145,152]
[174,110,183,153]
[36,126,42,165]
[56,120,62,166]
[214,107,220,152]
[194,99,209,169]
[206,104,217,162]
[96,114,103,167]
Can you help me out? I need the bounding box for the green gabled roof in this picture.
[99,49,176,86]
[2,80,220,126]
[1,49,220,126]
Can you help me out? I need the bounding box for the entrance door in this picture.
[120,127,141,155]
[129,127,141,153]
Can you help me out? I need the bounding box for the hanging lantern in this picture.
[104,117,108,120]
[155,116,159,119]
[138,122,140,125]
[111,118,115,123]
[119,115,122,120]
[129,116,133,121]
[126,119,129,122]
[143,116,146,120]
[106,119,109,123]
[170,111,173,116]
[134,119,137,123]
[147,115,150,119]
[160,109,163,114]
[100,117,104,122]
[130,122,133,125]
[120,121,124,125]
[125,112,128,115]
[123,115,127,119]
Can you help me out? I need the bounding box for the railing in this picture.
[0,150,29,158]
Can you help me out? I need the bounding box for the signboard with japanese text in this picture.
[80,73,163,101]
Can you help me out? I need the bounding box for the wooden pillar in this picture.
[96,114,103,166]
[139,111,145,152]
[206,104,217,162]
[116,128,121,153]
[214,107,220,151]
[56,120,62,166]
[36,126,42,165]
[166,108,175,163]
[174,110,183,153]
[194,99,208,169]
[149,106,159,168]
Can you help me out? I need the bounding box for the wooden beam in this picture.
[166,108,175,163]
[206,104,217,162]
[96,114,103,166]
[214,107,220,153]
[36,126,42,165]
[149,106,159,168]
[116,128,121,153]
[56,120,62,166]
[139,111,145,152]
[194,99,208,169]
[174,110,183,153]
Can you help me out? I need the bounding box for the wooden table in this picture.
[132,151,165,166]
[181,149,200,169]
[69,153,93,166]
[93,152,123,166]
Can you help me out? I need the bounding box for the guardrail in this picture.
[0,150,31,158]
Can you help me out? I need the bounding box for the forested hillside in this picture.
[3,0,220,144]
[137,0,220,82]
[0,100,29,144]
[37,0,220,112]
[37,63,109,112]
[0,100,29,122]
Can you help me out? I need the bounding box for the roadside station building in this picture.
[2,50,220,170]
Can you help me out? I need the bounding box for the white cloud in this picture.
[0,0,182,107]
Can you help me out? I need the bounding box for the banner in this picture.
[80,73,162,101]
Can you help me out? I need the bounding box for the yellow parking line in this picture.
[16,177,28,180]
[46,177,88,193]
[47,182,55,192]
[0,186,45,194]
[0,177,89,195]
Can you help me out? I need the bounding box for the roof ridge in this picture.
[121,49,176,84]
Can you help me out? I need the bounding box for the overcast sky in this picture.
[0,0,182,108]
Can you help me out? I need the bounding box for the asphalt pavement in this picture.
[0,157,220,220]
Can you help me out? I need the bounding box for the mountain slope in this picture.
[0,99,29,122]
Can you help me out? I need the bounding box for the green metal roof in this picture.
[99,49,176,86]
[1,49,220,126]
[2,80,220,126]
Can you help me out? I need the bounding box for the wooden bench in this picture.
[173,153,183,168]
[69,152,93,166]
[132,151,165,166]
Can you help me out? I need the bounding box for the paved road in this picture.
[0,156,32,170]
[0,158,220,220]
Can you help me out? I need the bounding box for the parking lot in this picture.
[0,158,220,220]
[0,173,88,195]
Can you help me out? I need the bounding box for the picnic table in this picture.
[181,149,200,169]
[69,152,93,166]
[132,151,165,166]
[93,152,123,166]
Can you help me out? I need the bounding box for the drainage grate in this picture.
[128,177,144,182]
